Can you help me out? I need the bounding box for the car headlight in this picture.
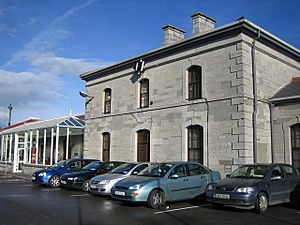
[129,184,142,190]
[38,172,47,176]
[206,184,214,191]
[236,187,254,193]
[99,180,110,185]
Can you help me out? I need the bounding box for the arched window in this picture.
[137,130,150,162]
[188,66,202,100]
[104,88,111,114]
[102,132,110,161]
[187,125,203,163]
[140,79,149,108]
[291,124,300,171]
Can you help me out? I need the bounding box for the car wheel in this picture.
[255,192,268,213]
[147,189,165,209]
[49,175,60,188]
[82,180,90,192]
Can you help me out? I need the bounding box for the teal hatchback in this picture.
[111,162,220,208]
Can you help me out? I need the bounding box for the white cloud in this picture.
[0,0,106,127]
[0,23,17,37]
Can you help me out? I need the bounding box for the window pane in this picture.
[188,66,202,100]
[140,79,149,108]
[188,125,203,163]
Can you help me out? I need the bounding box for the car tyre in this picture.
[49,175,60,188]
[255,192,268,213]
[147,189,165,209]
[82,180,90,192]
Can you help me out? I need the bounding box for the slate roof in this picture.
[270,77,300,104]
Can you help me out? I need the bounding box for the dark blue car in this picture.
[206,163,300,213]
[31,159,97,187]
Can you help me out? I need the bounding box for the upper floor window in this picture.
[104,88,111,114]
[188,66,202,100]
[140,79,149,108]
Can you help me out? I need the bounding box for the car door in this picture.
[187,163,209,197]
[166,164,190,201]
[269,166,290,204]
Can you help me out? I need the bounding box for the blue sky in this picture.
[0,0,299,127]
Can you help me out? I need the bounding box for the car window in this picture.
[187,164,208,176]
[82,160,94,167]
[112,163,137,174]
[83,161,102,171]
[69,161,82,169]
[271,166,284,178]
[282,165,298,177]
[170,164,188,178]
[132,164,148,175]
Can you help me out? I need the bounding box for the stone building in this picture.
[80,12,300,175]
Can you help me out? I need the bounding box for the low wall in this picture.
[22,164,48,176]
[0,162,13,173]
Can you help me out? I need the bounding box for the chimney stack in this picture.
[162,25,185,46]
[191,12,216,36]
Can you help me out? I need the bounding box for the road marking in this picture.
[42,188,61,192]
[2,194,32,198]
[154,205,199,214]
[70,194,90,197]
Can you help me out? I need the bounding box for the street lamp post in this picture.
[8,104,13,126]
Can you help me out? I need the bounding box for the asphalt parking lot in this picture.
[1,173,300,225]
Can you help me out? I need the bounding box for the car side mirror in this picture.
[170,174,179,179]
[271,176,282,181]
[226,174,231,178]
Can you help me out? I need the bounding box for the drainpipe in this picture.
[252,29,261,163]
[203,98,209,167]
[268,102,275,163]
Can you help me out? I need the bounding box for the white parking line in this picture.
[154,205,199,214]
[70,194,90,197]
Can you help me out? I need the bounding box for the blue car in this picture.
[111,162,220,208]
[206,163,300,213]
[31,159,97,187]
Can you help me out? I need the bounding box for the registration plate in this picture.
[214,194,230,199]
[114,191,125,196]
[61,180,67,184]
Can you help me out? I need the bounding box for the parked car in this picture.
[206,163,300,213]
[31,159,97,188]
[60,161,125,192]
[111,162,221,208]
[89,162,150,195]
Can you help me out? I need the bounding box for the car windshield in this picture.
[137,163,174,177]
[82,161,102,171]
[48,160,70,170]
[230,165,271,179]
[111,163,137,174]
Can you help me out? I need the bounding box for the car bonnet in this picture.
[115,175,159,187]
[91,173,128,182]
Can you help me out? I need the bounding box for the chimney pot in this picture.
[191,12,216,36]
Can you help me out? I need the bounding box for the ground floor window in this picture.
[102,132,110,161]
[188,125,203,164]
[291,124,300,171]
[137,130,150,162]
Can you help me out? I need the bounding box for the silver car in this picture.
[89,162,150,195]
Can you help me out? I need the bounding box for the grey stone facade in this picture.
[81,14,300,176]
